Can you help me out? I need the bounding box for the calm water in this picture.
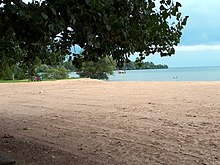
[69,66,220,81]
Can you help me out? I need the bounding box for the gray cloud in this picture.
[178,0,220,45]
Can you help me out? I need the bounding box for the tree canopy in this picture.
[0,0,188,69]
[77,57,116,80]
[125,61,168,70]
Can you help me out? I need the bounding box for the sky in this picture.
[22,0,220,67]
[145,0,220,67]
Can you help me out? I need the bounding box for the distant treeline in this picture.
[124,61,168,70]
[0,61,75,80]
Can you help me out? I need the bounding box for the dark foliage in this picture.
[0,0,188,71]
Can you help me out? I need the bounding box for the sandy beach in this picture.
[0,79,219,165]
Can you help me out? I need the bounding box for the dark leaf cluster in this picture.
[0,0,188,70]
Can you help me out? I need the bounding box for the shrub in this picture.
[42,67,69,79]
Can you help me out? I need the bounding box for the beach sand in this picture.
[0,79,219,165]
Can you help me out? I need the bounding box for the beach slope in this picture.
[0,79,219,164]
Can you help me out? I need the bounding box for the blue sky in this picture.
[23,0,220,67]
[145,0,220,67]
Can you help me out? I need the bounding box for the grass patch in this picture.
[0,79,29,83]
[0,77,80,83]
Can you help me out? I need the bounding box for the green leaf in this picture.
[71,15,76,25]
[95,42,100,49]
[149,1,155,8]
[177,13,181,20]
[166,0,171,5]
[160,0,165,4]
[72,18,76,25]
[85,0,90,5]
[169,47,175,54]
[88,41,92,46]
[51,8,56,15]
[171,7,178,16]
[176,2,182,7]
[160,5,166,10]
[48,24,56,33]
[182,16,189,26]
[41,12,48,20]
[19,1,27,8]
[106,24,111,31]
[162,12,168,19]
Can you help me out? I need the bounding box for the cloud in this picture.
[177,0,220,45]
[175,44,220,52]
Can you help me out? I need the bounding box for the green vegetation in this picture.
[125,61,168,70]
[37,61,76,80]
[0,79,29,83]
[0,0,188,77]
[75,57,168,79]
[0,62,73,81]
[40,66,69,80]
[0,64,29,80]
[77,57,116,80]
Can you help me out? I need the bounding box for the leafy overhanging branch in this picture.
[0,0,188,69]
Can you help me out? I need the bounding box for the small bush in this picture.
[77,57,116,80]
[42,67,69,79]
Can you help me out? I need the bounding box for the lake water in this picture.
[69,66,220,81]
